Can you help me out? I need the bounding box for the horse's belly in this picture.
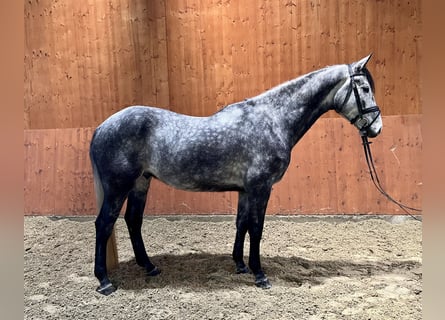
[155,173,244,192]
[148,161,246,192]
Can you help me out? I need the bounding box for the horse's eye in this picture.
[362,86,370,93]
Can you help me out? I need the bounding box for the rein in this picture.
[360,134,422,221]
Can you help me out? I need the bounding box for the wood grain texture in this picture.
[25,0,421,129]
[25,0,169,129]
[24,115,422,215]
[24,130,57,214]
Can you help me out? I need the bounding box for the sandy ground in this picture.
[24,215,422,320]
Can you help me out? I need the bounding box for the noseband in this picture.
[337,65,381,134]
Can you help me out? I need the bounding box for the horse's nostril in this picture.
[368,127,381,138]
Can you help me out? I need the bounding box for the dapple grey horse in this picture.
[90,55,382,295]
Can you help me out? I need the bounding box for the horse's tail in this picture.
[91,161,104,216]
[90,134,104,216]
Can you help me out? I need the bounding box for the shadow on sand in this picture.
[110,252,421,291]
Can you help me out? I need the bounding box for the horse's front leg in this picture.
[247,187,272,289]
[232,192,249,274]
[233,185,272,289]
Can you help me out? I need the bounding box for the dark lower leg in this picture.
[248,223,271,289]
[232,192,249,273]
[94,201,122,295]
[125,217,157,271]
[124,179,160,276]
[233,230,248,273]
[245,185,271,288]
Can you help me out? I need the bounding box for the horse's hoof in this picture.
[255,276,272,289]
[146,266,161,277]
[236,266,249,274]
[96,283,117,296]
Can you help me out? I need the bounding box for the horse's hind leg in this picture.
[94,192,127,295]
[232,191,250,274]
[124,175,160,276]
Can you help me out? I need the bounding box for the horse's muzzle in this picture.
[363,127,381,138]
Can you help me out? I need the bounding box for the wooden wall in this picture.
[25,0,421,129]
[24,0,422,215]
[24,115,422,215]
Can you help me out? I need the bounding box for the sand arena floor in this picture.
[24,215,421,319]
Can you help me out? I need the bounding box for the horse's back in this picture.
[89,105,225,184]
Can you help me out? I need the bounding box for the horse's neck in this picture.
[257,65,347,148]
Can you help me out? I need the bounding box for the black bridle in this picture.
[337,64,381,135]
[339,64,421,220]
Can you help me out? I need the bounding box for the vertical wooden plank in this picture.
[268,170,291,214]
[289,121,317,214]
[24,0,58,129]
[53,128,76,215]
[146,179,170,214]
[24,130,56,214]
[369,115,393,213]
[53,128,95,215]
[344,123,373,213]
[317,118,339,213]
[216,0,234,109]
[334,120,350,213]
[74,127,96,214]
[72,127,95,214]
[300,125,321,213]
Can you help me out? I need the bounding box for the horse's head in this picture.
[334,54,383,138]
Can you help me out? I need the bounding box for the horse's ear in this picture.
[353,53,373,72]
